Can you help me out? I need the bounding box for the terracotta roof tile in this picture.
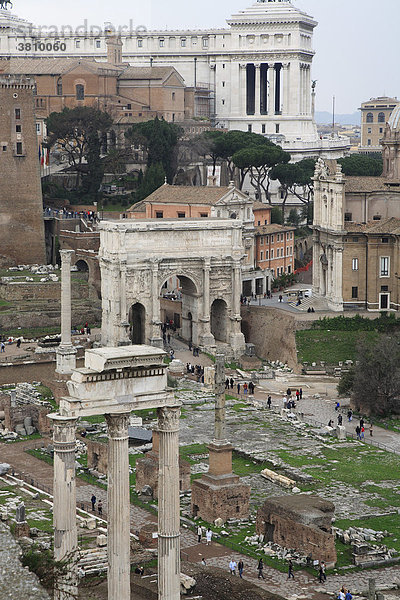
[3,57,122,75]
[345,217,400,234]
[255,224,295,234]
[127,184,234,210]
[345,176,391,193]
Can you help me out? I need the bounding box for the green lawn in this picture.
[296,330,379,364]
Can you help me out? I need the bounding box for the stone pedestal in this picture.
[157,405,181,600]
[50,415,78,600]
[106,413,131,600]
[191,441,250,523]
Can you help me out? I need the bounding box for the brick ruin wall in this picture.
[0,80,46,267]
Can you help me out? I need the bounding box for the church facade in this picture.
[0,1,349,158]
[312,104,400,313]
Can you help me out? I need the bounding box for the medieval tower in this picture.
[0,75,46,266]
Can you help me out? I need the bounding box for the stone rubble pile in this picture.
[243,535,309,565]
[334,526,398,566]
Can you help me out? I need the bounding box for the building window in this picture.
[381,285,389,292]
[200,213,208,218]
[2,145,6,152]
[262,124,266,134]
[367,127,372,134]
[352,286,358,299]
[76,84,84,100]
[366,112,373,123]
[344,212,352,221]
[379,127,383,134]
[287,265,291,274]
[177,212,185,218]
[271,235,274,243]
[271,249,274,259]
[352,258,358,271]
[367,139,371,146]
[275,124,280,133]
[96,40,101,48]
[260,237,264,245]
[248,124,252,132]
[378,112,385,123]
[180,38,186,47]
[381,237,389,243]
[172,92,175,101]
[159,38,165,47]
[16,142,23,155]
[75,40,80,48]
[56,77,63,96]
[290,232,293,239]
[373,215,382,220]
[286,232,290,240]
[260,251,263,260]
[35,123,41,135]
[222,81,225,87]
[137,38,143,47]
[156,211,163,218]
[286,247,290,256]
[380,256,389,277]
[16,124,21,133]
[265,250,269,259]
[202,38,208,48]
[15,108,21,120]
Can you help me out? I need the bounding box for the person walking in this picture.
[201,557,206,566]
[369,424,373,437]
[360,426,365,440]
[91,494,96,512]
[238,560,244,578]
[243,382,248,396]
[299,388,303,400]
[197,525,202,543]
[237,383,241,395]
[355,425,361,440]
[257,558,265,579]
[98,500,103,516]
[345,590,353,600]
[267,396,272,409]
[288,559,294,579]
[335,401,340,411]
[318,560,326,583]
[225,378,230,389]
[229,559,237,575]
[206,528,212,545]
[347,409,353,422]
[230,378,234,389]
[0,342,5,353]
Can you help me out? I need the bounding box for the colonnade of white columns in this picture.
[51,403,181,600]
[238,60,311,119]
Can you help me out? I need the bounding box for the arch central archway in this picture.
[210,298,228,343]
[159,273,199,344]
[129,302,145,345]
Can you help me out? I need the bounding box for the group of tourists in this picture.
[186,362,204,383]
[90,494,103,516]
[337,586,353,600]
[44,207,98,222]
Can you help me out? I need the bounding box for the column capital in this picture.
[157,405,181,433]
[239,63,247,69]
[203,257,211,270]
[60,249,75,262]
[105,413,130,439]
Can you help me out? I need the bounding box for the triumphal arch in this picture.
[99,219,246,358]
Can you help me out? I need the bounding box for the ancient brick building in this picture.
[0,76,46,266]
[256,495,337,566]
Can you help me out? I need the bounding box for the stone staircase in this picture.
[287,295,330,312]
[78,548,108,576]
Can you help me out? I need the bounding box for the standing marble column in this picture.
[157,404,181,600]
[56,250,77,374]
[268,64,275,115]
[239,64,247,116]
[232,260,241,318]
[281,63,290,115]
[150,261,163,348]
[50,414,78,600]
[214,354,227,443]
[105,413,131,600]
[199,259,215,348]
[254,63,261,116]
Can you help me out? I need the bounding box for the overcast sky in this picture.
[14,0,399,114]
